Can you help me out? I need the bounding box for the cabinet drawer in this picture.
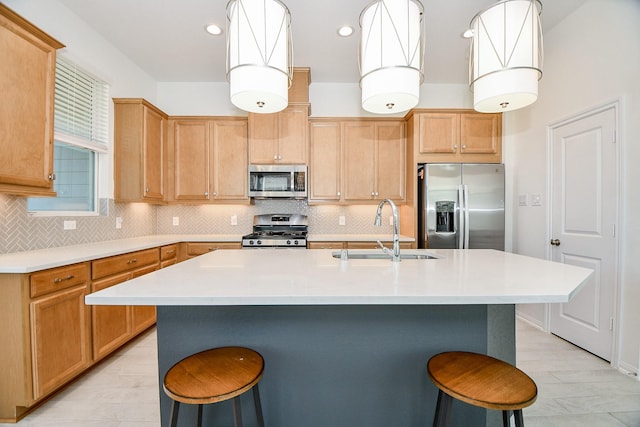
[185,242,241,256]
[307,242,346,249]
[160,244,178,261]
[92,248,159,280]
[31,263,89,298]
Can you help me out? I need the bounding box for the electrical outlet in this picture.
[172,216,179,226]
[63,220,76,230]
[231,214,238,226]
[339,215,346,226]
[389,216,394,226]
[115,217,123,229]
[531,194,542,206]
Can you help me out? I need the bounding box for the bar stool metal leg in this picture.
[169,400,180,427]
[253,385,265,427]
[433,390,453,427]
[232,396,243,427]
[196,404,203,427]
[502,410,510,427]
[514,409,525,427]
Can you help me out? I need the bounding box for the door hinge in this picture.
[609,317,614,331]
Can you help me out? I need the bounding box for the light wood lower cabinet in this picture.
[308,241,413,250]
[29,263,91,401]
[91,248,159,361]
[179,242,242,261]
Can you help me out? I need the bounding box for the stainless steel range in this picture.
[242,214,308,248]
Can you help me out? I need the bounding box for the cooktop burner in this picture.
[242,214,308,248]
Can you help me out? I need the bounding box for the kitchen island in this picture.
[85,248,592,427]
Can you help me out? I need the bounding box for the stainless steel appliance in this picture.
[418,164,505,250]
[248,165,307,199]
[242,214,308,248]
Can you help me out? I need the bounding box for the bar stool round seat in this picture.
[163,346,265,427]
[427,351,537,427]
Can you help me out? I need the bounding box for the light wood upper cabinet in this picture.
[171,119,210,201]
[113,98,168,203]
[168,117,248,203]
[342,120,406,203]
[309,120,341,202]
[249,103,309,164]
[0,4,64,196]
[211,119,248,200]
[409,109,502,163]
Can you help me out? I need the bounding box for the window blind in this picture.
[54,58,108,152]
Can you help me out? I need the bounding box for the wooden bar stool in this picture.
[427,351,537,427]
[163,346,265,427]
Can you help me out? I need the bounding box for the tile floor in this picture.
[2,319,639,426]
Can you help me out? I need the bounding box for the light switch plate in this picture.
[518,194,528,206]
[231,214,238,226]
[339,215,346,226]
[172,217,179,226]
[531,194,542,206]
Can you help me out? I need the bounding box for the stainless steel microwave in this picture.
[248,165,307,199]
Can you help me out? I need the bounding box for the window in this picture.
[28,57,109,214]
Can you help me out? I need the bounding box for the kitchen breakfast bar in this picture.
[85,248,592,427]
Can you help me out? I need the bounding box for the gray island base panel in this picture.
[156,304,515,427]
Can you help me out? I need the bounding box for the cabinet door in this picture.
[343,122,376,201]
[309,121,341,202]
[212,119,248,200]
[131,264,158,334]
[30,285,90,399]
[143,106,165,200]
[375,122,406,201]
[459,113,501,155]
[0,7,62,196]
[418,113,459,154]
[91,272,132,361]
[173,120,210,201]
[278,104,308,163]
[248,112,279,163]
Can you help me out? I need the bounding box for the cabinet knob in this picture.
[462,144,467,150]
[204,191,209,197]
[453,144,458,150]
[145,187,150,193]
[48,173,56,181]
[213,192,217,197]
[550,239,561,246]
[337,191,341,197]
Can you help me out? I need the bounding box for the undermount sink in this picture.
[331,250,440,260]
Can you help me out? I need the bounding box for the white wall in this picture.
[506,0,640,373]
[3,0,158,200]
[157,81,473,117]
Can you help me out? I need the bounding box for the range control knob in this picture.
[286,240,292,245]
[294,240,299,245]
[257,240,262,245]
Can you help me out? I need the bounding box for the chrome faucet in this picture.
[374,198,401,262]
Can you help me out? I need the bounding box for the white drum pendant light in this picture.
[359,0,424,114]
[469,0,543,113]
[226,0,292,114]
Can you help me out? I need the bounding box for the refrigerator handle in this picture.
[458,185,465,249]
[464,185,470,249]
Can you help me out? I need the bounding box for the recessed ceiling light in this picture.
[337,25,354,37]
[205,24,223,36]
[462,29,474,38]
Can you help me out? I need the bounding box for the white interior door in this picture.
[549,105,618,362]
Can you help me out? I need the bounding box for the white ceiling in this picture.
[58,0,585,85]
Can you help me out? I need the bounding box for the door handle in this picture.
[550,239,561,246]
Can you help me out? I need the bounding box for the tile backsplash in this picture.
[0,194,394,254]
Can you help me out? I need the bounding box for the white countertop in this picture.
[85,248,592,306]
[0,234,413,273]
[306,234,414,242]
[0,235,242,273]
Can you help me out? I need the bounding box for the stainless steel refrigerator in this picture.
[418,164,505,250]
